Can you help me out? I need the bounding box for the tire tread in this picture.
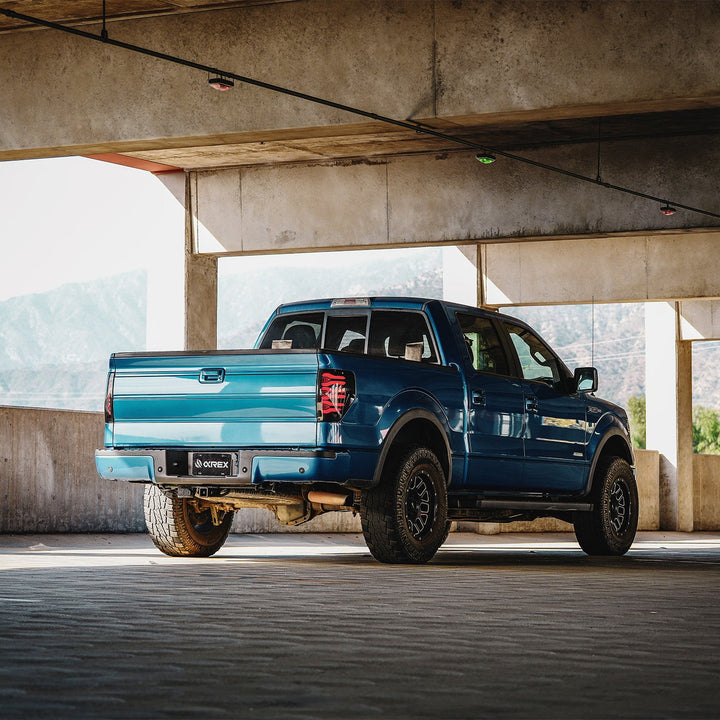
[360,445,448,564]
[143,485,233,557]
[574,456,638,556]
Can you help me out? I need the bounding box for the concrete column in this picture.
[645,302,694,531]
[184,175,217,351]
[147,172,184,351]
[442,245,479,306]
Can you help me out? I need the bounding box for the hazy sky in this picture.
[0,156,184,301]
[0,156,438,300]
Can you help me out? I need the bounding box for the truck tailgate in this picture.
[109,350,319,448]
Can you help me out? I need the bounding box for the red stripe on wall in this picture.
[85,153,182,175]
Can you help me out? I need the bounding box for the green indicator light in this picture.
[475,153,496,164]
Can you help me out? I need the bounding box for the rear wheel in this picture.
[143,484,234,557]
[360,446,449,564]
[574,457,638,556]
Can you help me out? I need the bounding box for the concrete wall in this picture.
[2,406,688,534]
[636,449,661,531]
[694,454,720,531]
[231,507,361,534]
[0,406,144,532]
[0,406,363,534]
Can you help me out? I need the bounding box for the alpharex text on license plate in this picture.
[190,452,234,477]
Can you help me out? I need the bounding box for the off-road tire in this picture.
[574,457,638,556]
[143,484,234,557]
[360,445,449,564]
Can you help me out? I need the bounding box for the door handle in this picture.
[199,368,225,383]
[472,390,486,406]
[525,396,538,413]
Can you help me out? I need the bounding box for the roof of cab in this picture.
[275,297,433,313]
[274,297,523,323]
[273,296,533,325]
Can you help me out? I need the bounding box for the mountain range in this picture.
[0,253,718,413]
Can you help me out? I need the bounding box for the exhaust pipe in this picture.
[307,490,351,506]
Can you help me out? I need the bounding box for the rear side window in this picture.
[258,312,324,349]
[456,312,510,376]
[368,311,438,363]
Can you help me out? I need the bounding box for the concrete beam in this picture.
[187,133,720,255]
[482,232,720,306]
[433,0,720,120]
[1,1,436,158]
[679,300,720,341]
[1,1,719,161]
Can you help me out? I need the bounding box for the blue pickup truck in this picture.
[96,297,638,563]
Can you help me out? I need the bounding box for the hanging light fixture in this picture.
[475,152,496,165]
[208,76,234,91]
[660,204,677,216]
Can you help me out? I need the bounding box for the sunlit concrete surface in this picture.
[1,532,719,719]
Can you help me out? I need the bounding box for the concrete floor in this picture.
[1,532,719,719]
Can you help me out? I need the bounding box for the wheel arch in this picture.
[585,429,635,495]
[372,409,452,487]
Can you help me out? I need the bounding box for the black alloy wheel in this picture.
[361,445,449,564]
[404,469,437,541]
[574,456,638,556]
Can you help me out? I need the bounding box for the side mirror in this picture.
[574,367,598,393]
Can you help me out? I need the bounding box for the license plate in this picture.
[190,452,234,477]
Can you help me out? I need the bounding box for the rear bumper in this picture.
[95,448,368,487]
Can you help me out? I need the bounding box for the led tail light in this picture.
[318,370,355,421]
[104,371,115,423]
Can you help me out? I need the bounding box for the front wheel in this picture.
[574,457,638,556]
[143,484,234,557]
[360,446,449,564]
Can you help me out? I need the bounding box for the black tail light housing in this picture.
[104,371,115,423]
[318,370,355,421]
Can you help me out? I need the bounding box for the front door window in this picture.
[505,322,588,492]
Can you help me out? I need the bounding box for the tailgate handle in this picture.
[199,368,225,383]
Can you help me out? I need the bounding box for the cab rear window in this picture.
[259,309,438,362]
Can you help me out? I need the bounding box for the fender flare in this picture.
[371,408,453,487]
[584,426,635,495]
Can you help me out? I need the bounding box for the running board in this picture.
[479,499,592,512]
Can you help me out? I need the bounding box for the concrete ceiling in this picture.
[116,106,720,171]
[0,1,296,33]
[2,0,719,172]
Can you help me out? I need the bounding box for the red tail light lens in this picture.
[318,370,355,421]
[104,371,115,423]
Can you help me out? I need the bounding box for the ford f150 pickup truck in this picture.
[96,297,638,563]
